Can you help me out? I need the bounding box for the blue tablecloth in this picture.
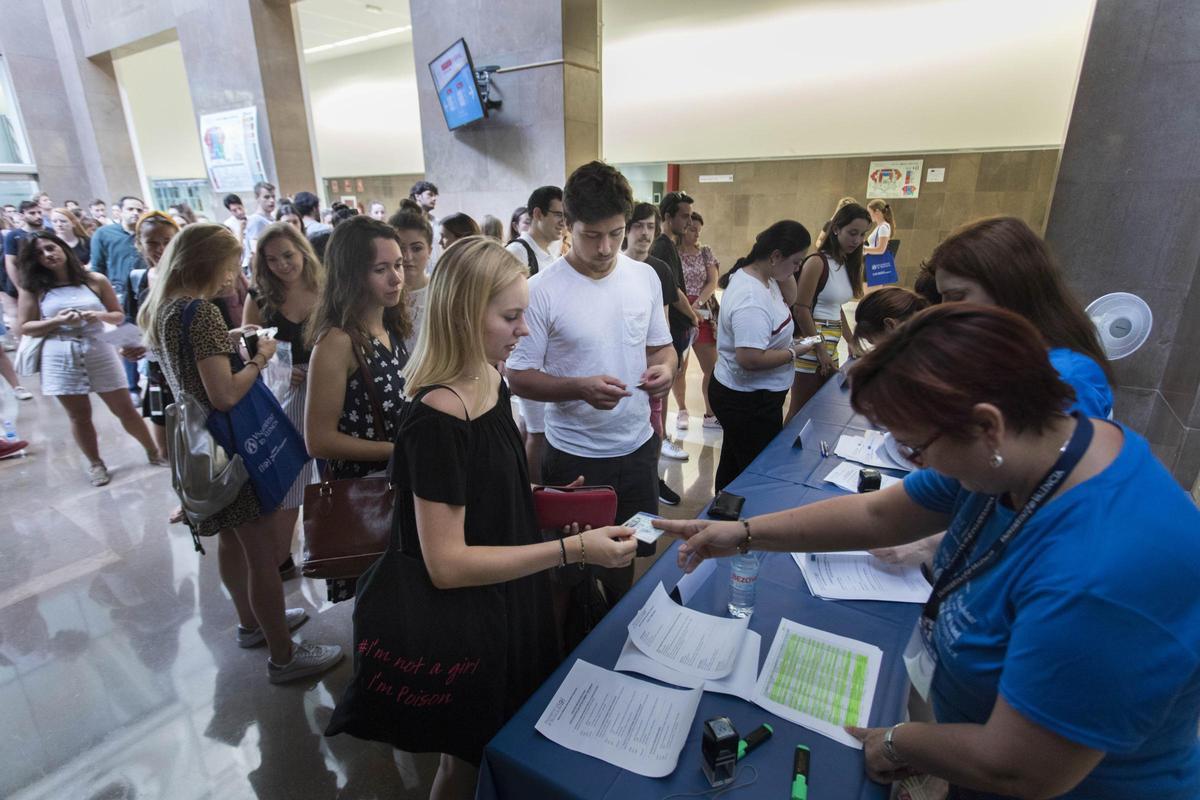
[478,374,920,800]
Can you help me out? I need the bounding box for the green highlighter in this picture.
[791,745,811,800]
[736,723,773,760]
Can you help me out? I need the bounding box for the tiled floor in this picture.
[0,361,722,799]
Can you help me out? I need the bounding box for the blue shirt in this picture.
[904,426,1200,799]
[1049,347,1113,418]
[90,224,143,300]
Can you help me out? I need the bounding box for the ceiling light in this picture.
[304,25,412,55]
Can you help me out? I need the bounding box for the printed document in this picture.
[792,552,931,603]
[834,430,911,471]
[96,322,146,349]
[535,659,703,777]
[627,582,749,680]
[614,629,761,701]
[754,618,882,748]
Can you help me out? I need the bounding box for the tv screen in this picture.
[428,39,486,131]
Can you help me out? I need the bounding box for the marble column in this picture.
[0,0,141,202]
[172,0,316,196]
[408,0,601,222]
[1044,0,1200,490]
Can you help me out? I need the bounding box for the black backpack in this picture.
[513,238,539,276]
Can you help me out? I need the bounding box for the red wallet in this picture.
[532,485,618,531]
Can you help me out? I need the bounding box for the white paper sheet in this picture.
[535,659,703,777]
[822,460,902,493]
[669,557,717,606]
[614,629,761,701]
[96,322,146,349]
[833,430,911,471]
[753,618,882,748]
[627,582,749,680]
[792,551,931,603]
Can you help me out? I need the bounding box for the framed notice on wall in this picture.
[866,159,922,199]
[199,106,267,192]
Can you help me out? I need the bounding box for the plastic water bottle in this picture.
[728,553,759,618]
[1,381,20,446]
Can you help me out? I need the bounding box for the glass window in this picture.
[0,56,33,167]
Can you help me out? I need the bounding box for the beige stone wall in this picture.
[677,149,1060,287]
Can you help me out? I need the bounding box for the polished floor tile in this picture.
[0,360,723,799]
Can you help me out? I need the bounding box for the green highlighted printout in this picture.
[753,618,882,749]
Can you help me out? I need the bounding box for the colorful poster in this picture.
[199,107,267,192]
[867,159,922,199]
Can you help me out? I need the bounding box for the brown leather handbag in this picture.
[301,475,393,579]
[300,343,396,580]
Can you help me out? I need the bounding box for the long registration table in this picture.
[478,374,919,799]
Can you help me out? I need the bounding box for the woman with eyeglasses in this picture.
[657,304,1200,800]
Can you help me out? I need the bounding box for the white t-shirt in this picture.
[868,221,891,249]
[404,285,427,355]
[714,270,795,393]
[505,232,561,274]
[242,213,271,268]
[507,253,672,458]
[812,255,854,321]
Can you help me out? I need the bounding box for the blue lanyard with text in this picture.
[922,413,1093,622]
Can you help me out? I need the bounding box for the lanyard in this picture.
[922,413,1093,621]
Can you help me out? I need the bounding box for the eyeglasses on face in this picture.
[894,429,943,465]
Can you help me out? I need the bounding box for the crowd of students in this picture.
[2,159,1198,800]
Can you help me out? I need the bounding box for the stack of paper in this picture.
[834,430,914,471]
[623,582,750,679]
[535,659,703,777]
[792,551,931,603]
[752,618,882,748]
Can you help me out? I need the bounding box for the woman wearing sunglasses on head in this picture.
[656,304,1200,800]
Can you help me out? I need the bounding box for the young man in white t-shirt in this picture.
[241,181,276,273]
[508,161,677,601]
[506,185,564,276]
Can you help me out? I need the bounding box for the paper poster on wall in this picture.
[199,107,267,192]
[867,159,922,199]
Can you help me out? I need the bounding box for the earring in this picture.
[989,450,1004,468]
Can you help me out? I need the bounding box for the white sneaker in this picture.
[676,410,689,430]
[702,415,722,430]
[88,463,111,486]
[13,386,33,401]
[268,642,344,684]
[661,439,689,461]
[237,608,309,648]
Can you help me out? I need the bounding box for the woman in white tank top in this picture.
[787,203,870,421]
[16,231,163,486]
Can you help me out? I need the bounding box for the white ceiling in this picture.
[297,0,413,62]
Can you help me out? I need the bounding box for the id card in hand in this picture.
[625,512,663,557]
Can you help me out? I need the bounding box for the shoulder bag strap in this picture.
[350,339,388,442]
[517,238,538,274]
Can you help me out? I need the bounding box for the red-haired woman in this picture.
[927,216,1112,418]
[657,304,1200,800]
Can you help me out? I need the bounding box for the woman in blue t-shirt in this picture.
[927,216,1113,418]
[657,305,1200,800]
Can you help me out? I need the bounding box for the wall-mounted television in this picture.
[428,38,486,131]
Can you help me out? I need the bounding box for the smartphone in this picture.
[707,491,746,521]
[243,330,259,359]
[148,384,164,419]
[624,512,662,557]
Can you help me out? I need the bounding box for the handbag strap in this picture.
[351,334,389,442]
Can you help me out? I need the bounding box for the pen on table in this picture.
[819,440,830,458]
[791,744,811,800]
[737,723,772,760]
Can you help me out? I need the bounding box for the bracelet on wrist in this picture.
[577,531,586,570]
[558,536,567,568]
[883,722,908,766]
[737,518,752,554]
